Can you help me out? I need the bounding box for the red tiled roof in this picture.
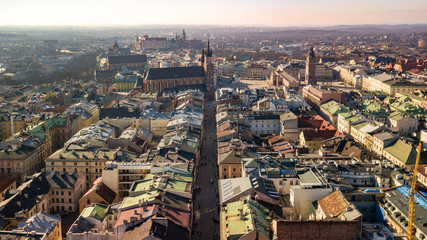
[407,68,421,74]
[318,191,349,218]
[217,121,232,132]
[298,115,335,130]
[82,177,116,204]
[114,205,158,228]
[267,135,285,145]
[217,129,232,139]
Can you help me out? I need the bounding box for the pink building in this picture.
[302,85,345,109]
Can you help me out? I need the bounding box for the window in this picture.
[233,168,236,172]
[69,199,72,203]
[61,191,64,195]
[87,198,90,204]
[69,192,71,196]
[69,206,72,211]
[223,168,226,172]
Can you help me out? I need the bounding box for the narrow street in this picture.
[192,100,219,240]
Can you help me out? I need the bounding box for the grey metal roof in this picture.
[146,66,204,80]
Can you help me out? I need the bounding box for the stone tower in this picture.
[200,40,215,95]
[305,46,317,85]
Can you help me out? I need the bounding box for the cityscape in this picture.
[0,1,427,240]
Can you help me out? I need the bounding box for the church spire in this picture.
[309,46,315,58]
[206,39,212,57]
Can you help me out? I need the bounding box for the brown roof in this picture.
[419,166,427,179]
[318,191,348,218]
[267,135,285,145]
[217,121,232,132]
[217,129,232,139]
[0,174,15,193]
[302,129,344,141]
[83,177,116,204]
[114,205,158,228]
[298,115,335,130]
[219,150,254,164]
[122,216,188,240]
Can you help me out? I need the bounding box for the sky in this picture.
[1,0,427,26]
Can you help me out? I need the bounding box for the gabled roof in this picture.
[44,171,79,189]
[107,55,147,64]
[383,139,425,165]
[0,173,50,218]
[318,190,361,220]
[146,66,205,80]
[82,177,116,204]
[0,175,15,194]
[219,150,255,164]
[301,129,344,141]
[17,212,61,235]
[373,132,395,141]
[298,115,335,130]
[218,177,279,204]
[122,215,189,240]
[80,203,109,221]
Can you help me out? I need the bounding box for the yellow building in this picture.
[218,142,255,179]
[115,77,138,92]
[0,114,41,140]
[64,102,99,128]
[299,129,344,152]
[45,143,136,188]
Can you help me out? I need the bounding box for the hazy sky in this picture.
[1,0,427,26]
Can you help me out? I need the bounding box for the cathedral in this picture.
[139,41,215,95]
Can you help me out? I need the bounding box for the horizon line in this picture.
[1,23,427,29]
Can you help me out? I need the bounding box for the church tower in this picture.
[182,29,186,41]
[200,40,215,95]
[305,46,317,85]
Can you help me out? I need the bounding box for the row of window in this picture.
[52,191,72,196]
[223,168,240,172]
[52,198,72,203]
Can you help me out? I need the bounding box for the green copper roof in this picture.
[80,203,108,221]
[221,195,272,239]
[384,139,417,165]
[320,100,349,115]
[28,116,68,140]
